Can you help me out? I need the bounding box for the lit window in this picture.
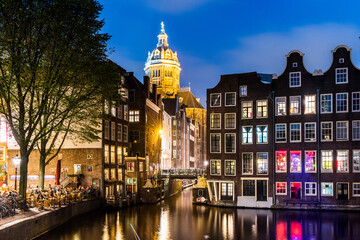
[305,182,317,196]
[290,96,301,115]
[353,150,360,172]
[210,93,221,107]
[117,124,122,142]
[353,121,360,140]
[123,105,128,121]
[225,160,236,176]
[240,86,247,97]
[336,121,348,141]
[337,150,348,172]
[242,153,253,174]
[104,145,109,163]
[353,183,360,196]
[335,68,348,84]
[210,113,221,129]
[117,147,122,164]
[221,183,233,199]
[290,123,301,142]
[210,133,221,153]
[129,110,140,122]
[110,146,115,164]
[336,93,348,112]
[127,162,134,172]
[321,182,333,196]
[276,182,287,195]
[210,160,221,175]
[241,101,253,119]
[242,126,253,144]
[256,100,268,118]
[321,150,333,172]
[289,72,301,87]
[243,180,255,196]
[104,168,109,180]
[304,123,316,142]
[256,126,268,144]
[275,124,286,143]
[225,113,235,129]
[225,133,236,153]
[304,95,316,114]
[290,151,301,173]
[123,125,128,142]
[321,94,332,113]
[276,151,287,173]
[257,152,268,174]
[225,92,236,106]
[275,97,286,116]
[321,122,332,141]
[353,92,360,112]
[305,151,316,173]
[104,121,109,140]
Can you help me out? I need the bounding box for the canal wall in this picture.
[0,198,103,240]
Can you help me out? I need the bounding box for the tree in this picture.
[0,0,114,204]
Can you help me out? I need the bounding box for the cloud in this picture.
[141,0,214,14]
[227,23,360,75]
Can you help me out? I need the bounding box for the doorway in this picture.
[291,182,301,200]
[256,180,268,201]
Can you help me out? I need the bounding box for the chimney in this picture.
[144,76,150,98]
[152,84,157,105]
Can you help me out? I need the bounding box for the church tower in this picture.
[144,22,181,98]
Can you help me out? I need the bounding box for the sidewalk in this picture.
[0,208,41,226]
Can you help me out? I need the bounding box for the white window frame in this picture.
[352,120,360,141]
[275,97,286,116]
[242,152,253,175]
[210,113,221,130]
[353,183,360,197]
[225,92,236,107]
[321,182,333,196]
[321,121,333,142]
[210,133,221,153]
[256,152,268,175]
[242,126,253,144]
[336,150,349,173]
[224,113,236,130]
[289,96,301,115]
[353,150,360,173]
[320,94,333,114]
[289,72,301,87]
[304,95,316,114]
[241,101,253,119]
[210,93,221,107]
[304,122,316,142]
[276,151,287,173]
[256,100,268,118]
[336,121,349,141]
[321,150,333,173]
[336,93,348,113]
[275,123,287,143]
[290,123,301,143]
[224,160,236,176]
[335,67,348,84]
[305,150,317,173]
[290,151,302,173]
[305,182,317,196]
[210,159,221,176]
[224,133,236,154]
[352,92,360,112]
[276,182,287,195]
[256,125,268,144]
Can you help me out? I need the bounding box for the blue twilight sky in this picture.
[99,0,360,107]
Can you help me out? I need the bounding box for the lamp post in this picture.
[12,155,20,190]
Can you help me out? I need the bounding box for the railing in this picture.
[161,168,206,177]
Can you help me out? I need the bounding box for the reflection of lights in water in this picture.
[73,233,80,240]
[158,208,170,240]
[102,214,109,240]
[276,221,287,240]
[116,212,125,240]
[290,221,302,240]
[222,213,234,240]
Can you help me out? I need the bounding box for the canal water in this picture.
[37,188,360,240]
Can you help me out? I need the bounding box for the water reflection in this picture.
[38,188,360,240]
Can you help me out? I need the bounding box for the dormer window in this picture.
[293,62,298,67]
[289,72,301,87]
[339,58,344,63]
[336,68,348,84]
[240,86,247,97]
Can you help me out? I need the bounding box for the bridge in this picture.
[160,168,207,179]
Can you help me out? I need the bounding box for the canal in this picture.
[37,188,360,240]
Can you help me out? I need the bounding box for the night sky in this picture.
[99,0,360,106]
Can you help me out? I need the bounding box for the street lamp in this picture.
[12,155,20,191]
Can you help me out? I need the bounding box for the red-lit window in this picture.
[276,151,287,173]
[276,182,287,195]
[290,151,301,173]
[305,151,316,172]
[290,182,302,199]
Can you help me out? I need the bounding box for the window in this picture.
[304,95,316,114]
[321,94,332,113]
[321,122,332,141]
[353,121,360,140]
[111,122,115,141]
[336,121,348,141]
[305,151,316,173]
[321,183,333,196]
[225,92,236,106]
[210,133,221,153]
[104,168,109,180]
[129,110,140,122]
[110,146,115,164]
[242,126,253,144]
[210,93,221,107]
[225,133,236,153]
[225,113,235,129]
[242,153,253,174]
[256,126,268,144]
[276,151,287,173]
[293,62,298,67]
[353,183,360,196]
[117,106,123,119]
[305,182,317,196]
[243,180,255,196]
[276,182,287,195]
[104,144,109,164]
[104,121,109,139]
[321,150,333,172]
[111,104,116,117]
[290,123,301,142]
[336,93,348,112]
[127,162,134,172]
[210,113,221,129]
[210,160,221,175]
[353,150,360,172]
[129,130,140,143]
[256,100,268,118]
[275,124,286,143]
[123,105,128,121]
[117,124,122,142]
[117,147,122,164]
[139,162,144,172]
[337,150,348,172]
[129,89,135,102]
[339,58,344,63]
[290,151,301,173]
[257,152,268,174]
[275,97,286,116]
[240,86,247,97]
[336,68,348,84]
[353,92,360,112]
[241,101,253,119]
[290,96,301,115]
[123,125,128,142]
[289,72,301,87]
[304,123,316,142]
[221,183,233,200]
[225,160,236,176]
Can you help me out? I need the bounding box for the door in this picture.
[257,180,267,201]
[291,182,301,200]
[337,183,348,200]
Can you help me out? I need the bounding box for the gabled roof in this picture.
[177,91,204,109]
